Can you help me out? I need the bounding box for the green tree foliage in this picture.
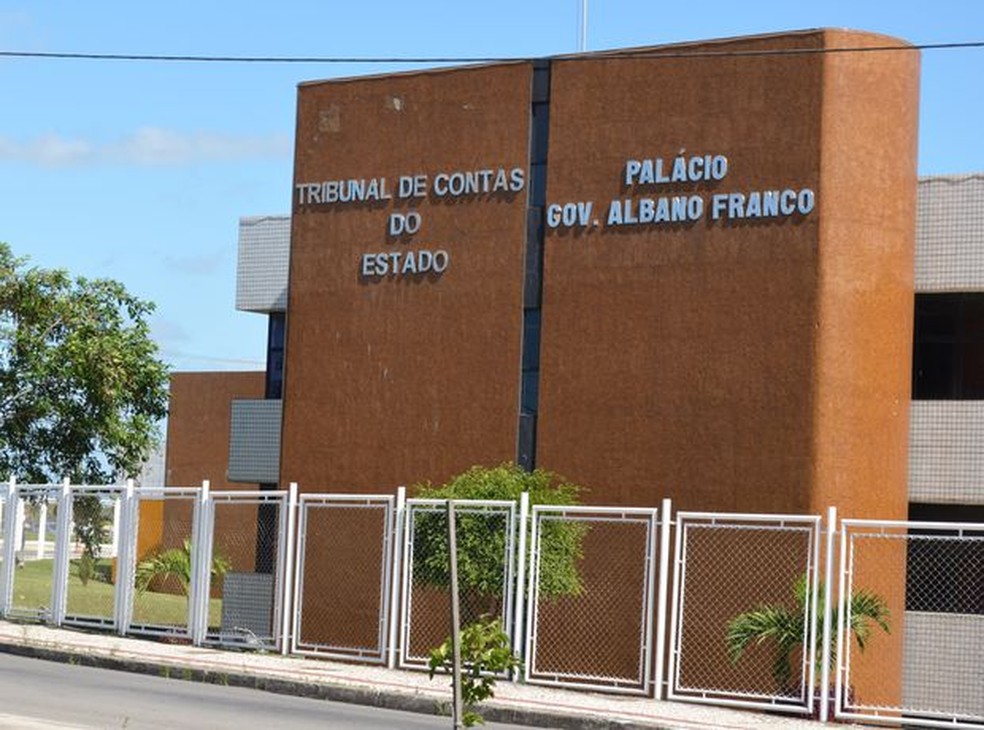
[427,616,520,727]
[0,243,169,483]
[726,575,890,692]
[413,463,586,604]
[72,494,110,586]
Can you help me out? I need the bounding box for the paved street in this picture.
[0,652,525,730]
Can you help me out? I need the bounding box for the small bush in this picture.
[428,616,519,727]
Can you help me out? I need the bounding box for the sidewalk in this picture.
[0,622,836,730]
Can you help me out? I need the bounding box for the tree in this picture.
[72,494,111,586]
[726,575,890,693]
[412,463,586,619]
[0,243,169,483]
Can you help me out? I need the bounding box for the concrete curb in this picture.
[0,639,670,730]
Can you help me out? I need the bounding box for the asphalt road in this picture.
[0,652,527,729]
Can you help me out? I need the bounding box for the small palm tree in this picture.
[135,539,231,596]
[726,575,890,693]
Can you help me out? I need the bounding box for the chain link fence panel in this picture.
[293,495,394,663]
[399,499,516,669]
[524,506,659,695]
[126,487,200,641]
[838,519,984,729]
[668,513,821,715]
[63,486,124,630]
[201,490,287,651]
[4,485,62,622]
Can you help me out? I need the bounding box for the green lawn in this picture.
[8,559,222,627]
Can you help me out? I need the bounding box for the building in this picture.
[213,28,919,515]
[160,27,982,712]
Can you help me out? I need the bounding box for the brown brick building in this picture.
[163,27,939,708]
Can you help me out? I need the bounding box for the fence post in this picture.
[51,478,72,626]
[13,495,25,560]
[35,501,48,560]
[190,479,210,646]
[834,511,850,719]
[115,479,136,635]
[819,505,837,723]
[110,496,121,558]
[387,486,406,669]
[653,497,672,699]
[0,477,16,616]
[447,499,464,730]
[511,490,529,680]
[280,482,298,655]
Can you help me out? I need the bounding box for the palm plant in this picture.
[726,575,890,693]
[135,539,231,596]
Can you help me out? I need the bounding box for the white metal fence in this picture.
[837,519,984,729]
[667,512,822,715]
[525,505,660,695]
[399,498,517,670]
[292,494,396,663]
[0,478,981,728]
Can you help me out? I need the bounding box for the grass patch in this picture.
[10,558,222,627]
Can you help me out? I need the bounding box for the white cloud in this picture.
[0,127,291,167]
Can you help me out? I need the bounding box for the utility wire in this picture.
[0,41,982,64]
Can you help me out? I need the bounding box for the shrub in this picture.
[413,463,586,609]
[427,616,520,727]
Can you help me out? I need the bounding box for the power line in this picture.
[0,41,982,65]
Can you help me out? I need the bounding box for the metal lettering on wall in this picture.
[294,151,816,281]
[294,166,526,281]
[546,152,816,231]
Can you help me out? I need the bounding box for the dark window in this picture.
[265,313,286,400]
[913,293,984,399]
[906,503,984,615]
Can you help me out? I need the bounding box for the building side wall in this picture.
[165,371,266,488]
[281,63,534,492]
[811,30,918,520]
[537,32,827,511]
[162,371,266,572]
[811,30,919,709]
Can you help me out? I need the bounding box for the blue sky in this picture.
[1,1,983,372]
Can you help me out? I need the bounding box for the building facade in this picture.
[161,28,984,712]
[214,29,921,521]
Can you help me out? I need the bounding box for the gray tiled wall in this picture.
[227,399,282,484]
[909,401,984,505]
[903,611,984,718]
[236,215,290,313]
[916,175,984,292]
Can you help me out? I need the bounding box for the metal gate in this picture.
[198,486,292,651]
[667,511,822,715]
[524,505,660,695]
[60,484,126,631]
[0,482,67,622]
[122,485,203,641]
[836,519,984,729]
[292,493,395,663]
[399,499,517,669]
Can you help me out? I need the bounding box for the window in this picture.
[913,293,984,399]
[265,313,285,400]
[906,503,984,615]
